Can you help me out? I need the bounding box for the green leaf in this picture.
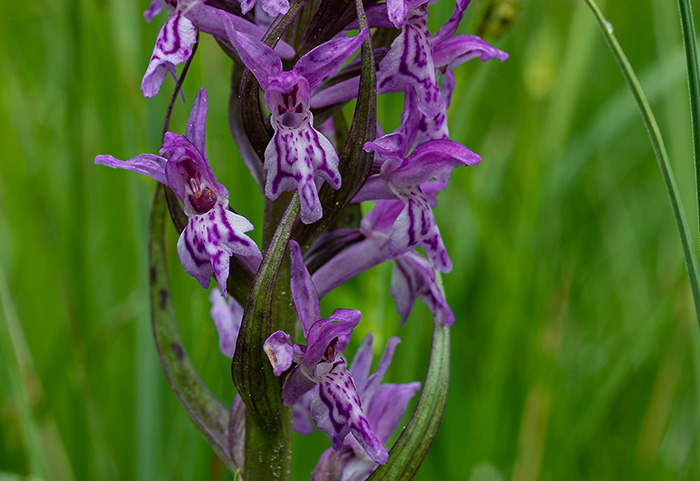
[231,194,300,434]
[148,185,235,472]
[368,322,451,480]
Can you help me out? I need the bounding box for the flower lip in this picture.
[279,112,306,128]
[189,186,218,214]
[175,157,220,214]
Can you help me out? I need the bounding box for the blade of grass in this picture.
[584,0,700,330]
[676,2,700,473]
[0,265,75,480]
[677,0,700,250]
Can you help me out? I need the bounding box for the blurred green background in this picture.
[2,0,700,479]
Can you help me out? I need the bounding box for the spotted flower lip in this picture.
[263,241,388,465]
[239,0,290,17]
[311,334,421,481]
[141,0,295,98]
[95,88,262,296]
[222,15,368,223]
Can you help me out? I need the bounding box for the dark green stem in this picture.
[232,194,300,480]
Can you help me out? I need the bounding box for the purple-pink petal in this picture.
[432,34,509,71]
[386,0,410,28]
[264,330,294,376]
[293,387,316,435]
[94,153,168,185]
[389,186,452,272]
[220,13,282,90]
[309,76,360,109]
[311,357,388,465]
[141,10,196,98]
[303,312,360,370]
[388,139,481,187]
[294,29,369,91]
[264,120,341,224]
[185,88,209,156]
[431,0,470,45]
[365,382,421,443]
[144,0,164,22]
[391,251,454,326]
[377,8,441,116]
[289,240,321,337]
[209,287,243,358]
[176,204,261,295]
[240,0,290,17]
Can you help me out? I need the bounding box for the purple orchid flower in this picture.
[311,199,454,326]
[312,0,507,142]
[392,250,454,326]
[95,88,262,296]
[311,333,421,481]
[222,16,369,223]
[263,241,388,465]
[378,0,508,116]
[141,0,294,98]
[353,90,480,273]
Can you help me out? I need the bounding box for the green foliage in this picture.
[1,0,699,480]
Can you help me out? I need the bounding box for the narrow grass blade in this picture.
[584,0,700,328]
[677,0,700,244]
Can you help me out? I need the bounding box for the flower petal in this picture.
[289,240,321,337]
[365,382,421,443]
[177,204,261,295]
[186,88,209,156]
[391,251,454,326]
[94,153,168,185]
[432,34,509,71]
[431,0,470,45]
[388,139,481,187]
[220,12,282,90]
[311,357,388,464]
[141,10,196,98]
[389,186,452,272]
[303,311,360,370]
[264,120,341,224]
[348,333,374,387]
[292,387,316,435]
[294,29,369,91]
[264,330,294,376]
[209,287,243,358]
[377,9,441,116]
[144,0,164,22]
